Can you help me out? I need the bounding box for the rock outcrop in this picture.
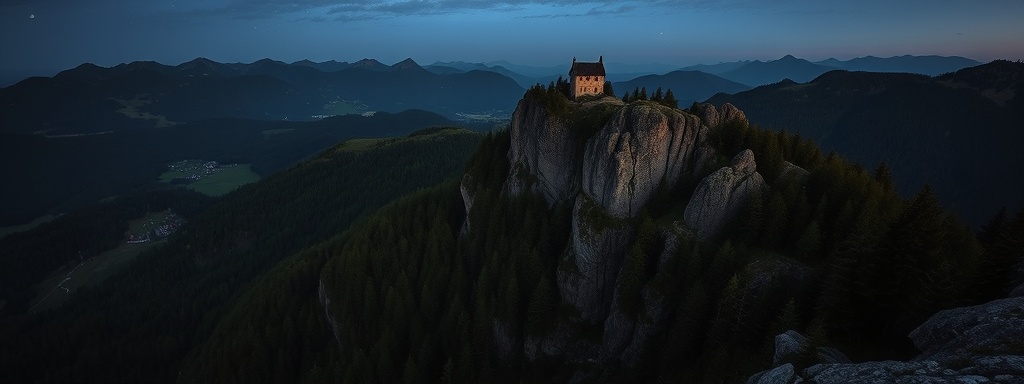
[493,96,768,372]
[683,149,767,240]
[748,284,1024,383]
[505,97,581,204]
[582,104,707,218]
[776,161,810,185]
[598,231,680,366]
[693,102,748,129]
[558,195,635,323]
[459,174,475,234]
[909,294,1024,366]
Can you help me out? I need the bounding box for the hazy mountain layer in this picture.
[0,58,523,134]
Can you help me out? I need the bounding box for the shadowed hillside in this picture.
[708,60,1024,226]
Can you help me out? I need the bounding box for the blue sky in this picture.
[1,0,1022,72]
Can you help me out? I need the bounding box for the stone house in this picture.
[569,56,606,99]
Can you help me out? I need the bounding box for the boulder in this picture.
[801,360,989,384]
[909,295,1024,365]
[774,330,809,365]
[694,102,748,129]
[746,363,796,384]
[751,291,1024,383]
[683,149,767,240]
[583,104,707,219]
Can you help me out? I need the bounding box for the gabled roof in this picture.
[569,59,606,77]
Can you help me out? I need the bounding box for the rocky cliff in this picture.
[683,149,767,240]
[505,96,584,204]
[582,104,707,219]
[482,94,757,369]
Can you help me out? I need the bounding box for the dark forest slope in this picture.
[0,128,483,383]
[707,60,1024,226]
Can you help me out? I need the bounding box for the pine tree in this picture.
[640,86,648,100]
[604,81,615,97]
[663,89,678,109]
[652,87,664,102]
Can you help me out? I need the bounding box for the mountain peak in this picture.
[392,58,422,70]
[352,58,388,71]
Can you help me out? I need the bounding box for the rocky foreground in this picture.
[749,282,1024,384]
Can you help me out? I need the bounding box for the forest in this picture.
[0,128,483,382]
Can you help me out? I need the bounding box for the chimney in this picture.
[599,55,603,63]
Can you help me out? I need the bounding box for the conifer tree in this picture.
[603,81,615,97]
[663,89,678,109]
[652,87,664,101]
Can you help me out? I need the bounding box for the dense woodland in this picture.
[1,86,1022,382]
[0,128,482,382]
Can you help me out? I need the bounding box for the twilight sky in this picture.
[1,0,1022,73]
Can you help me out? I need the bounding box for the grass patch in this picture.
[0,214,56,239]
[186,164,260,196]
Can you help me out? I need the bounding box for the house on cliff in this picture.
[569,56,606,99]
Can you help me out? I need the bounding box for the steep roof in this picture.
[569,60,606,77]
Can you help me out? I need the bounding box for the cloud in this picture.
[521,3,639,18]
[184,0,673,21]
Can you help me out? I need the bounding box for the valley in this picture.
[160,160,261,197]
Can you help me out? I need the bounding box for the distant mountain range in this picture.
[0,57,523,134]
[613,71,750,106]
[682,55,981,87]
[708,60,1024,226]
[1,54,983,135]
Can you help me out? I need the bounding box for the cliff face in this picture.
[483,95,756,369]
[505,97,581,204]
[583,105,707,219]
[683,149,767,240]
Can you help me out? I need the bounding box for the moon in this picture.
[29,14,35,19]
